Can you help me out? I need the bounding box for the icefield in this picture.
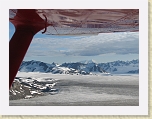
[9,72,139,106]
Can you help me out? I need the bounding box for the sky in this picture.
[9,22,139,64]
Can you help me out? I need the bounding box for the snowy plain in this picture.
[9,72,139,106]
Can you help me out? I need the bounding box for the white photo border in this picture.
[0,0,148,115]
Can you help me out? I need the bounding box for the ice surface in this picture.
[10,72,139,106]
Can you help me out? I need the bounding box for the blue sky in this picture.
[9,22,139,64]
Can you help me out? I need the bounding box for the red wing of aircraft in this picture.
[9,9,139,88]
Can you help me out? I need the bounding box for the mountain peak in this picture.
[79,59,97,64]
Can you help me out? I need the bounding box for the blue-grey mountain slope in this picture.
[18,59,139,74]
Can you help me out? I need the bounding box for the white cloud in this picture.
[25,32,139,57]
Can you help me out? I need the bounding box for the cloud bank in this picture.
[26,32,139,57]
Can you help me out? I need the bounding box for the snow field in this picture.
[10,72,139,106]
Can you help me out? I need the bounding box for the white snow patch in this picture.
[25,95,33,99]
[30,91,38,94]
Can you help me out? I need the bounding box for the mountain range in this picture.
[19,59,139,75]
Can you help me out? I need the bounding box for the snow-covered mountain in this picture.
[60,62,106,74]
[98,59,139,74]
[10,76,58,100]
[19,59,139,74]
[79,59,97,64]
[19,60,59,73]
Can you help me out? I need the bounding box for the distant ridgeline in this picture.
[19,59,139,74]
